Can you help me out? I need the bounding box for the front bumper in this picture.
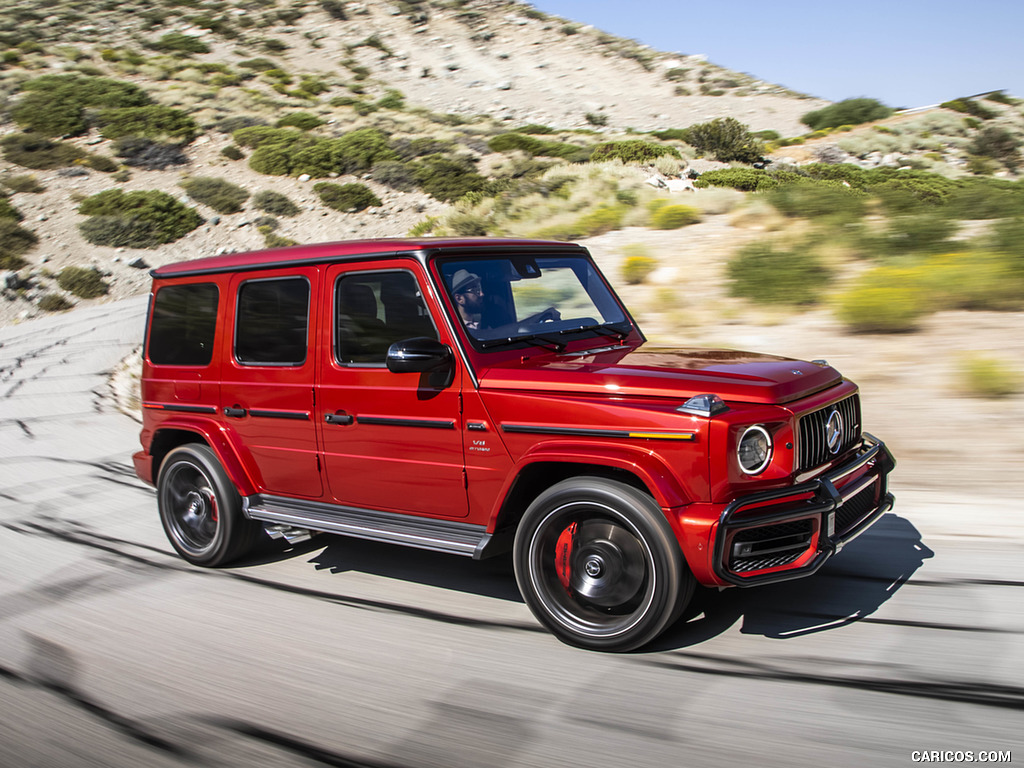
[712,433,895,586]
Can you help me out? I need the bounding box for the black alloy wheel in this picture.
[157,443,258,566]
[514,477,692,652]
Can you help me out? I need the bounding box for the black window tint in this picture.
[149,283,219,366]
[336,271,437,364]
[235,277,309,365]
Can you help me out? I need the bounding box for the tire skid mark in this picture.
[4,520,541,634]
[823,570,1024,589]
[210,720,405,768]
[0,660,193,758]
[782,609,1022,635]
[643,651,1024,710]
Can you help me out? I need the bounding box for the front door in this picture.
[220,267,322,498]
[318,261,468,518]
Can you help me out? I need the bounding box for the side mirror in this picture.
[386,337,453,374]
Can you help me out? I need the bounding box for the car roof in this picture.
[151,237,586,278]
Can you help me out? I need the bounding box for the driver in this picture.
[450,268,562,333]
[451,269,485,330]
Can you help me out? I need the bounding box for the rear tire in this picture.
[157,444,259,567]
[513,477,693,651]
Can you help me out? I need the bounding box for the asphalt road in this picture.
[1,299,1020,768]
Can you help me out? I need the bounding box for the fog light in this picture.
[738,425,772,475]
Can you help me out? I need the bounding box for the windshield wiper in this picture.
[557,322,630,340]
[479,332,566,353]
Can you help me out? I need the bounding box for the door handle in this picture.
[223,406,247,418]
[325,412,354,425]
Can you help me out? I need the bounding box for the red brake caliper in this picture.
[555,522,578,593]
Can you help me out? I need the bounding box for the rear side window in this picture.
[235,276,310,365]
[149,283,219,366]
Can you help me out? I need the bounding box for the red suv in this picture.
[133,238,894,651]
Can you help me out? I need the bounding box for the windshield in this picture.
[438,254,631,349]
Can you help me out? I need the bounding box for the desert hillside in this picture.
[1,0,1023,498]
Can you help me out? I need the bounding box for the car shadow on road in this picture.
[298,535,524,603]
[651,513,932,651]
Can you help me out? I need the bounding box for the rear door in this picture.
[220,266,322,498]
[317,261,468,518]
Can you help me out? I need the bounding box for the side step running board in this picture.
[243,494,506,559]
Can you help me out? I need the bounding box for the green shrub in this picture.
[517,124,557,135]
[694,168,781,192]
[371,160,418,191]
[984,91,1017,105]
[320,0,349,20]
[112,137,189,170]
[240,127,398,177]
[727,242,829,305]
[622,255,657,284]
[0,194,23,222]
[970,126,1022,169]
[78,189,202,247]
[834,271,928,332]
[96,105,199,143]
[767,183,867,221]
[650,204,700,229]
[859,213,960,257]
[264,232,299,248]
[921,252,1024,311]
[377,89,405,110]
[0,218,37,267]
[576,205,624,237]
[1,175,45,194]
[679,118,764,163]
[488,133,589,161]
[148,32,210,55]
[252,190,300,216]
[221,144,244,160]
[940,98,997,120]
[276,112,324,130]
[314,182,381,212]
[585,112,609,127]
[86,154,119,173]
[1,133,86,169]
[12,74,151,136]
[945,181,1024,220]
[38,293,74,312]
[237,58,278,72]
[590,140,680,164]
[57,266,109,299]
[988,217,1024,260]
[957,354,1021,398]
[181,177,249,214]
[412,155,487,201]
[801,98,893,131]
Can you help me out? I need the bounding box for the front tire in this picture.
[513,477,693,651]
[157,444,259,567]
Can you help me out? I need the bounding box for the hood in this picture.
[477,346,843,404]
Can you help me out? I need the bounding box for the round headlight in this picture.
[737,425,772,475]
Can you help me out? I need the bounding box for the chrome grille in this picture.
[797,394,861,472]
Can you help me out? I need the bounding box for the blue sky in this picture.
[528,0,1024,108]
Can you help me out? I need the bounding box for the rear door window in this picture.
[235,276,310,366]
[148,282,219,366]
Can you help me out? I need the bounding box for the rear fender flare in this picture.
[151,416,258,497]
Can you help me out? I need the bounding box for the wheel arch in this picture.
[488,446,692,537]
[150,420,257,497]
